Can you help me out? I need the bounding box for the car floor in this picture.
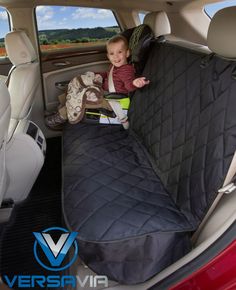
[0,137,64,290]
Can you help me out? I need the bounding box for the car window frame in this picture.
[204,0,236,18]
[0,6,11,58]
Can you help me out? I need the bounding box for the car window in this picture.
[138,12,148,24]
[0,7,10,57]
[205,0,236,18]
[35,6,120,53]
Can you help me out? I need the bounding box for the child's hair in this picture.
[106,35,129,50]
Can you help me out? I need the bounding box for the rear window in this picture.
[205,0,236,18]
[138,12,148,24]
[35,6,120,53]
[0,7,10,56]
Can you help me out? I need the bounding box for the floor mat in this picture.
[0,137,63,289]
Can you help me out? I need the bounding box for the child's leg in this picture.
[107,100,129,129]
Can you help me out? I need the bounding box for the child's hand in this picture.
[133,77,150,88]
[94,73,103,84]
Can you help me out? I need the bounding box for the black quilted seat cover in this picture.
[63,40,236,284]
[63,123,192,283]
[130,41,236,227]
[63,123,193,240]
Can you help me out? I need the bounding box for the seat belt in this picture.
[5,65,16,87]
[107,66,128,123]
[191,151,236,243]
[108,65,116,93]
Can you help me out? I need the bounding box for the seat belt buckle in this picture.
[218,182,236,194]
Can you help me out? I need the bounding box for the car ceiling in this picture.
[0,0,224,11]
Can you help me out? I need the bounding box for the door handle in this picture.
[52,60,71,67]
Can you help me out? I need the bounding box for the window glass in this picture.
[205,0,236,18]
[0,7,10,57]
[36,6,120,52]
[138,12,147,24]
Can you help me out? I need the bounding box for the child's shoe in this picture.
[45,111,67,130]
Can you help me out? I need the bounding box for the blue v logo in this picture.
[33,227,78,271]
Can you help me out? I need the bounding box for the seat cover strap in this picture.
[108,65,116,93]
[192,151,236,243]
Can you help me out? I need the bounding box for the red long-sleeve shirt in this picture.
[100,64,137,94]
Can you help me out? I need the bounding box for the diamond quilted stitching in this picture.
[63,41,236,243]
[63,123,192,241]
[129,41,236,226]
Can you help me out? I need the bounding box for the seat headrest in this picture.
[207,7,236,59]
[143,11,171,38]
[5,31,37,66]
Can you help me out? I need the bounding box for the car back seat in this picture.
[62,8,236,284]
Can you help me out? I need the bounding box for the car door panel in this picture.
[41,46,109,111]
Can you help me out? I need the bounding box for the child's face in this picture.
[107,40,130,68]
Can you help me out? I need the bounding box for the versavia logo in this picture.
[33,226,78,271]
[2,227,108,288]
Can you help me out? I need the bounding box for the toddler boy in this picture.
[46,35,149,130]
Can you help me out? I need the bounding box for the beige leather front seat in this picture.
[0,80,11,206]
[5,30,40,138]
